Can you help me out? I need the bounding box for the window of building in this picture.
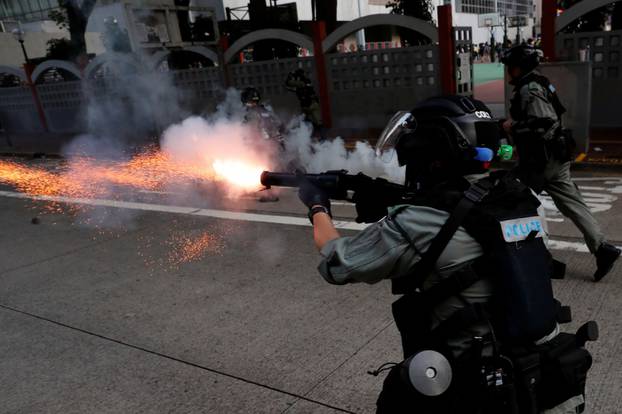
[497,0,534,18]
[457,0,495,15]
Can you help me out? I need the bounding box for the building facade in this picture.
[222,0,535,46]
[0,0,224,67]
[433,0,537,44]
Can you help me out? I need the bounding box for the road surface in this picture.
[1,157,621,413]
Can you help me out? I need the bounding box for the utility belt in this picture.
[384,283,597,414]
[514,126,576,171]
[386,264,595,413]
[503,327,596,413]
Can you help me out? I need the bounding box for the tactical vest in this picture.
[381,172,595,414]
[509,72,575,180]
[391,172,557,355]
[509,72,566,124]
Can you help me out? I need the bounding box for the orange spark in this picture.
[166,231,224,265]
[0,149,266,200]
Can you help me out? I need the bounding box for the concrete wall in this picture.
[539,62,592,153]
[327,45,441,129]
[557,30,622,129]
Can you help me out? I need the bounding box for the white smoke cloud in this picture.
[282,118,404,183]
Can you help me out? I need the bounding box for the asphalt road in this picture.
[1,158,622,413]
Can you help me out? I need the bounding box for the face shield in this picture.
[375,111,417,162]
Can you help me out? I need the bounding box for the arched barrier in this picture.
[224,29,314,63]
[556,0,620,32]
[183,46,219,65]
[322,14,438,53]
[1,8,462,137]
[149,46,219,70]
[31,60,82,83]
[84,53,142,79]
[0,65,27,82]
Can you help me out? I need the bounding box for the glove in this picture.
[298,178,331,213]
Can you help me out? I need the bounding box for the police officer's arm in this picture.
[311,210,340,250]
[318,206,484,286]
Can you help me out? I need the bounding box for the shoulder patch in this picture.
[527,81,545,91]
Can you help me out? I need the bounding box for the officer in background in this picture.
[240,86,284,202]
[241,86,285,144]
[501,45,620,282]
[298,96,596,413]
[284,69,324,139]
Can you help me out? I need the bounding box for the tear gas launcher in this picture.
[260,170,407,223]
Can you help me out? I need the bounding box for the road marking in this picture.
[0,191,620,253]
[0,190,618,251]
[0,190,367,231]
[0,191,604,249]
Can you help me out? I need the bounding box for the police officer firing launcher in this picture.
[292,96,597,413]
[501,44,620,282]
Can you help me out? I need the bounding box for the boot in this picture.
[594,242,621,282]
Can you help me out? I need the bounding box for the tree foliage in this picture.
[47,0,97,60]
[46,38,74,60]
[386,0,434,46]
[386,0,433,22]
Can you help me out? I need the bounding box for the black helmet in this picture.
[241,86,261,105]
[376,96,500,185]
[501,44,542,73]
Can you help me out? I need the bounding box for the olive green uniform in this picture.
[511,73,605,253]
[318,199,581,413]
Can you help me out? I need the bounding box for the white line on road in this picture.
[0,190,367,231]
[0,190,615,251]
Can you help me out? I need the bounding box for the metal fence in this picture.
[229,56,316,116]
[37,80,85,133]
[0,85,43,133]
[326,45,441,128]
[557,29,622,128]
[170,66,225,114]
[0,45,460,134]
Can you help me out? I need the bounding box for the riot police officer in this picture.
[284,69,324,139]
[241,86,284,143]
[501,44,620,281]
[298,96,596,413]
[240,86,284,202]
